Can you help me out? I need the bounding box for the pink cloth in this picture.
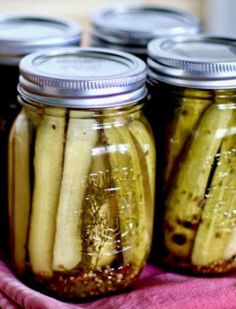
[0,260,236,309]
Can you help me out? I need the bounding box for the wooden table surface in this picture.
[0,0,202,43]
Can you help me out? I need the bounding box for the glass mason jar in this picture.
[89,5,200,60]
[147,36,236,274]
[0,14,82,256]
[9,48,155,298]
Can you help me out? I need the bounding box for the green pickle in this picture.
[164,89,212,191]
[8,111,32,274]
[29,109,66,277]
[9,107,154,298]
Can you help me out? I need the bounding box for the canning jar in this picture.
[0,14,82,255]
[89,5,200,60]
[9,48,155,298]
[147,36,236,274]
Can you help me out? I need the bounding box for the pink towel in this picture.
[0,260,236,309]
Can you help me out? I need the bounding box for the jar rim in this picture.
[19,47,147,108]
[147,35,236,89]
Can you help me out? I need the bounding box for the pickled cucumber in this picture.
[128,120,155,199]
[128,120,155,242]
[8,121,15,242]
[104,124,148,267]
[164,90,212,190]
[9,112,31,274]
[192,117,236,266]
[164,106,232,258]
[29,111,66,277]
[53,113,97,271]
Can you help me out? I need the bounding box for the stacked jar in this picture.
[90,5,200,60]
[0,14,82,256]
[147,35,236,274]
[9,47,155,298]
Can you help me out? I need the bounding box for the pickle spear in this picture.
[29,110,66,277]
[192,123,236,266]
[128,120,155,242]
[8,120,15,242]
[53,113,97,271]
[164,106,232,258]
[128,120,155,199]
[104,124,148,267]
[9,112,31,274]
[81,147,117,270]
[164,93,211,189]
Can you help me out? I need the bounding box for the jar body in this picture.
[0,64,20,256]
[8,100,155,298]
[149,83,236,274]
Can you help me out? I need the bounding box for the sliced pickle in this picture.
[128,120,155,199]
[9,112,31,274]
[192,117,236,266]
[8,120,15,244]
[128,120,155,242]
[164,93,212,190]
[104,123,148,267]
[53,113,97,271]
[29,110,66,277]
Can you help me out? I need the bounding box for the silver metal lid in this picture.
[19,47,147,108]
[0,14,82,65]
[91,5,200,47]
[147,36,236,89]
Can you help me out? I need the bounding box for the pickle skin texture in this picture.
[128,120,155,200]
[128,120,155,243]
[9,112,31,274]
[164,106,232,258]
[29,113,66,277]
[53,115,97,272]
[104,124,148,267]
[192,124,236,266]
[164,98,211,190]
